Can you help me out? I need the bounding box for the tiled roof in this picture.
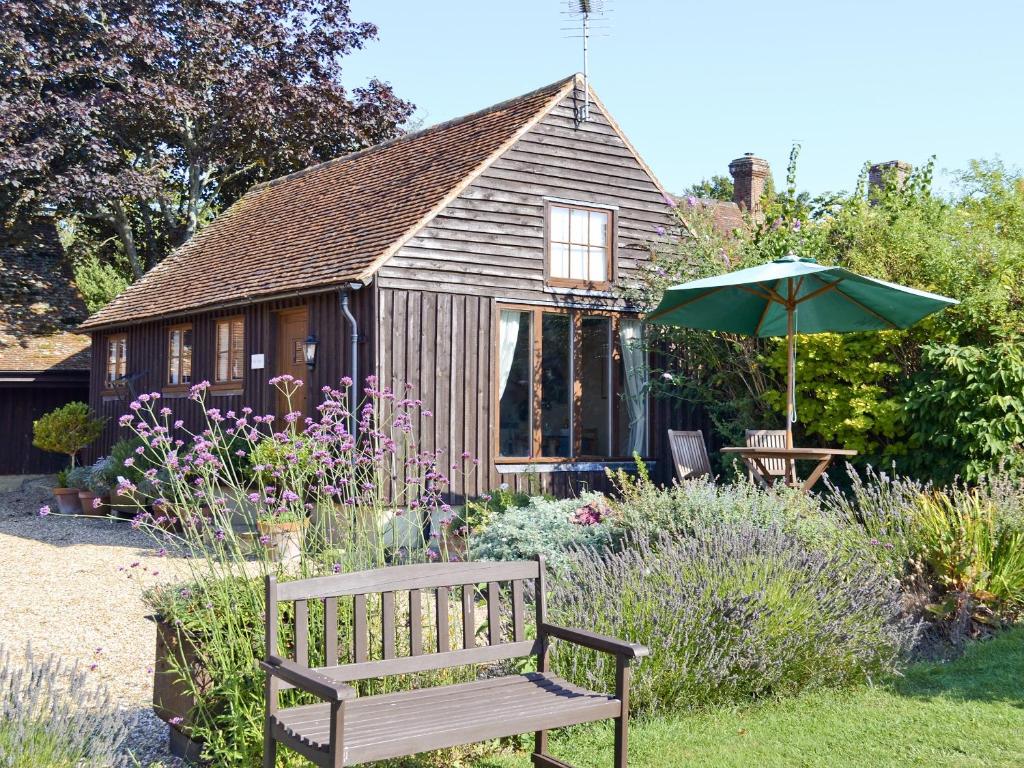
[701,198,746,236]
[0,220,90,372]
[81,75,579,330]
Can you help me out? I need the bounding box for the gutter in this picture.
[339,285,362,435]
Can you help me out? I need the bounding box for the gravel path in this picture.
[0,476,190,766]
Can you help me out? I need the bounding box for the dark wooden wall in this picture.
[373,93,700,498]
[87,288,374,459]
[0,373,90,474]
[377,93,672,307]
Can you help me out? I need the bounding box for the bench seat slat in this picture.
[272,673,620,764]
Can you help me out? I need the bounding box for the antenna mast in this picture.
[563,0,609,126]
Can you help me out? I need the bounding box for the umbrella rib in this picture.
[796,279,840,304]
[645,285,729,321]
[830,284,900,329]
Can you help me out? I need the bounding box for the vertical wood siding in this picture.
[0,376,90,474]
[87,288,374,459]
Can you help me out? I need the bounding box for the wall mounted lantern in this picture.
[302,334,318,370]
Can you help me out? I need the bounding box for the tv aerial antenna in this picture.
[562,0,611,125]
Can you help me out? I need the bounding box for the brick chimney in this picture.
[729,153,771,219]
[868,160,912,199]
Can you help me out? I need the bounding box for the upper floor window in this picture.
[215,317,244,384]
[105,334,127,386]
[166,324,193,387]
[546,202,613,289]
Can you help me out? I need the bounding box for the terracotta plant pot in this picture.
[109,490,142,519]
[256,518,307,564]
[53,487,83,515]
[78,490,109,516]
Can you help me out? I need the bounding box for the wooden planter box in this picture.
[151,617,211,764]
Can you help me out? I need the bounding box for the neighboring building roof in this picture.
[0,220,90,372]
[82,75,587,331]
[700,198,746,236]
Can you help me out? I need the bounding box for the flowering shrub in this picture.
[0,644,130,767]
[111,375,479,766]
[470,492,618,572]
[549,527,919,716]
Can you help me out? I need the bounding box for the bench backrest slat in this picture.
[266,559,543,687]
[295,599,309,667]
[409,589,422,656]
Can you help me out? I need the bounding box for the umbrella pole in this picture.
[786,289,795,451]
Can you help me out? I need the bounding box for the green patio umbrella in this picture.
[645,254,958,449]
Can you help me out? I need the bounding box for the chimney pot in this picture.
[729,154,771,219]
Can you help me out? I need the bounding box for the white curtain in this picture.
[498,310,522,398]
[619,318,648,456]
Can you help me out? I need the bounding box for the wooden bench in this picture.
[262,557,648,767]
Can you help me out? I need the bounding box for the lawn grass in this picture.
[475,627,1024,768]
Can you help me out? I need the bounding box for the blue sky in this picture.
[344,1,1022,198]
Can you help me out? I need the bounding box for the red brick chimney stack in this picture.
[729,153,771,219]
[868,160,912,198]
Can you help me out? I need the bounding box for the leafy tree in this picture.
[686,174,734,202]
[0,0,413,281]
[628,149,1024,482]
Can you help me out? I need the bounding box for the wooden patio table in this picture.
[720,446,858,492]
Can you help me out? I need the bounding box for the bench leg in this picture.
[263,719,276,768]
[614,657,630,768]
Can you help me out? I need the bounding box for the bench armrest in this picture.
[261,655,357,702]
[540,623,649,660]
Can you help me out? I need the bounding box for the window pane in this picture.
[550,243,569,278]
[182,328,193,384]
[540,313,571,457]
[589,210,608,246]
[230,319,244,380]
[217,352,229,383]
[588,247,607,282]
[498,311,532,457]
[168,330,180,385]
[569,245,586,280]
[117,338,126,377]
[579,317,611,456]
[570,208,588,245]
[550,205,569,242]
[231,319,244,382]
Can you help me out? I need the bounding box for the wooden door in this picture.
[275,307,309,417]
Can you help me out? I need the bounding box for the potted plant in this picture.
[81,457,114,516]
[256,510,307,563]
[32,402,105,513]
[66,465,100,515]
[51,469,82,514]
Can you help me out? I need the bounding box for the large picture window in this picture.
[166,324,193,387]
[496,306,647,461]
[215,317,244,384]
[546,202,613,289]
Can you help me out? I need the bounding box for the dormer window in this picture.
[546,202,613,289]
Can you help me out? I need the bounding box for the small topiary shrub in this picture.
[549,526,920,716]
[31,402,105,469]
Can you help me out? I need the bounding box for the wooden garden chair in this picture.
[667,429,712,481]
[262,557,648,767]
[744,429,797,486]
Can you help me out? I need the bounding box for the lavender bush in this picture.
[549,526,920,716]
[0,645,130,767]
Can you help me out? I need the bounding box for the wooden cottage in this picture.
[80,74,696,497]
[1,219,91,474]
